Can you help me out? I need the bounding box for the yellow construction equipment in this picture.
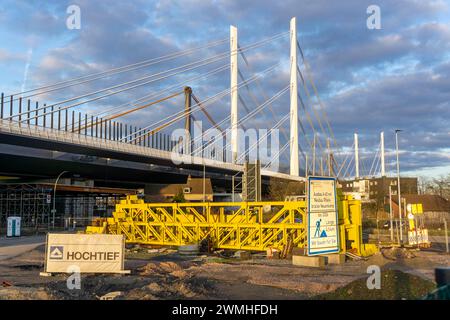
[337,190,378,257]
[87,198,307,251]
[86,189,377,257]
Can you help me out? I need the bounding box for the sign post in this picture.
[444,218,449,254]
[406,202,430,247]
[307,176,339,256]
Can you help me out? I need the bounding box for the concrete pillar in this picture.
[290,17,299,176]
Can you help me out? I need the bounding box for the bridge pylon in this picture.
[184,86,192,153]
[230,25,238,163]
[290,17,299,176]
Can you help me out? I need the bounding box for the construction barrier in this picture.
[86,191,377,257]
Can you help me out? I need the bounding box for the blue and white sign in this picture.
[307,177,339,255]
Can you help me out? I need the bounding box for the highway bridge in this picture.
[0,18,343,228]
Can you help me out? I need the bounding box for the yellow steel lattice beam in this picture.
[86,193,378,256]
[87,196,307,251]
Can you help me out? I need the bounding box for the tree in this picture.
[268,178,305,201]
[172,188,185,203]
[421,174,450,200]
[268,178,286,201]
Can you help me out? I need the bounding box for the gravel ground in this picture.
[0,244,448,300]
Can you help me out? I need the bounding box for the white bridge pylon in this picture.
[230,25,238,164]
[289,17,299,176]
[229,17,300,176]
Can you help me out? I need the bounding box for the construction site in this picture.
[0,186,448,300]
[0,3,449,305]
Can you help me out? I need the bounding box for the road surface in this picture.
[0,235,46,261]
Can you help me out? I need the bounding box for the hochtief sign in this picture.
[307,176,339,256]
[44,233,129,274]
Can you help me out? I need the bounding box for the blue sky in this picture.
[0,0,449,178]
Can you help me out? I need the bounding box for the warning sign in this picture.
[44,233,128,274]
[408,229,430,246]
[307,177,339,256]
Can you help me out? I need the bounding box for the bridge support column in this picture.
[354,133,359,179]
[312,133,316,175]
[380,131,385,176]
[184,86,192,154]
[327,137,332,176]
[290,17,299,176]
[230,25,238,163]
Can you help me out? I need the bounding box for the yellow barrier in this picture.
[86,192,377,256]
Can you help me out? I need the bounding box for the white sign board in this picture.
[45,233,128,274]
[408,229,429,245]
[307,177,339,256]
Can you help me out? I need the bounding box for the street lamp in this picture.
[52,171,69,230]
[389,185,394,243]
[395,129,403,245]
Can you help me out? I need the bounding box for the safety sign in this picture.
[44,233,129,274]
[307,176,339,255]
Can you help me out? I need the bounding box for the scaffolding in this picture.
[56,194,120,227]
[0,184,52,229]
[242,161,261,202]
[0,184,123,232]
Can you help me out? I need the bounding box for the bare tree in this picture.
[422,174,450,200]
[268,178,305,201]
[268,178,287,201]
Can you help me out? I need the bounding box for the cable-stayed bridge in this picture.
[0,17,342,189]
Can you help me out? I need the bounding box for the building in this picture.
[387,194,450,225]
[341,176,418,203]
[144,176,213,202]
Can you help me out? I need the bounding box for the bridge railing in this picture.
[0,93,178,153]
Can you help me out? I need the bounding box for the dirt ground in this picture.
[0,244,448,300]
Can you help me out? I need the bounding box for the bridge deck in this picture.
[0,120,304,181]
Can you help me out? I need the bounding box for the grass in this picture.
[206,257,236,264]
[315,270,436,300]
[428,229,450,236]
[125,252,161,260]
[369,228,450,237]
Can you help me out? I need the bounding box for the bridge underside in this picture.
[0,144,239,190]
[0,127,302,190]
